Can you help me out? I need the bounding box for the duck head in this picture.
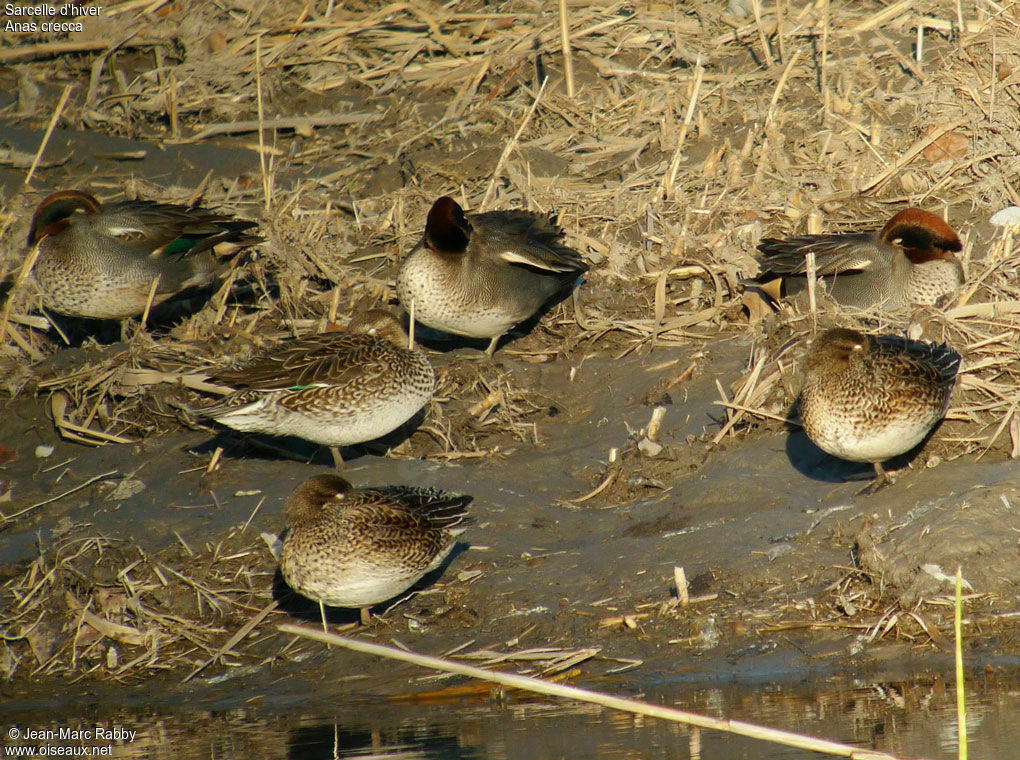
[27,190,101,247]
[880,208,962,264]
[284,474,353,524]
[423,196,471,255]
[347,309,410,348]
[804,328,868,377]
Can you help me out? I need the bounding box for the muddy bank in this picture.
[2,329,1019,699]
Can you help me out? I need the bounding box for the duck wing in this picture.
[89,201,261,259]
[756,232,887,276]
[469,210,588,275]
[210,333,392,390]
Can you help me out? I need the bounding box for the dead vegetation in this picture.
[0,519,280,681]
[1,0,1020,681]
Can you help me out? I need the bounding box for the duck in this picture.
[27,189,260,320]
[396,196,588,355]
[752,208,963,310]
[201,310,434,468]
[279,473,472,627]
[798,327,961,489]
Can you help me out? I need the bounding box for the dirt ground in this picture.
[1,0,1020,700]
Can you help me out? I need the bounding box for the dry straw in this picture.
[280,624,911,760]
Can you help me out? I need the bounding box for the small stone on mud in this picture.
[638,438,663,457]
[104,478,146,501]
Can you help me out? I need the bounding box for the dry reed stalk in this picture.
[139,276,161,326]
[850,0,914,32]
[279,625,912,760]
[859,118,968,194]
[558,0,575,99]
[184,600,279,682]
[765,49,801,127]
[178,113,376,143]
[0,243,42,348]
[820,0,830,119]
[25,84,72,186]
[480,77,549,211]
[0,471,118,525]
[954,568,968,760]
[774,0,786,63]
[805,250,817,316]
[658,63,704,204]
[751,0,775,67]
[255,35,271,213]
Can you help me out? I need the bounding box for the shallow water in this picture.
[4,674,1020,759]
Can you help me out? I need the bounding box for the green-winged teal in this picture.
[396,196,588,355]
[753,209,963,309]
[202,310,435,468]
[27,189,260,319]
[279,473,472,626]
[799,328,960,488]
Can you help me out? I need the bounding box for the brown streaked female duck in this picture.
[279,474,472,627]
[27,190,261,320]
[798,328,960,489]
[752,208,964,309]
[201,310,434,469]
[396,196,588,355]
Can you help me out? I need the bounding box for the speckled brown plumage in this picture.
[799,328,961,486]
[279,474,472,626]
[396,196,588,355]
[28,190,260,319]
[753,208,963,309]
[202,310,435,467]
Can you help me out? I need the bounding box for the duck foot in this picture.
[854,462,895,496]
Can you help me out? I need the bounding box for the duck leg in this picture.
[856,461,894,495]
[872,461,896,489]
[329,446,345,471]
[359,607,372,626]
[485,334,503,357]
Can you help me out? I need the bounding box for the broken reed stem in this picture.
[955,567,968,760]
[820,0,830,121]
[752,50,801,190]
[480,77,548,211]
[751,0,774,67]
[660,63,704,203]
[714,400,798,426]
[860,118,967,193]
[954,0,965,50]
[774,0,785,63]
[327,285,341,325]
[558,0,575,99]
[0,243,42,347]
[766,50,800,127]
[806,250,817,316]
[183,600,278,682]
[255,35,271,213]
[279,625,909,760]
[916,20,924,68]
[140,275,161,326]
[25,84,73,187]
[0,470,118,525]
